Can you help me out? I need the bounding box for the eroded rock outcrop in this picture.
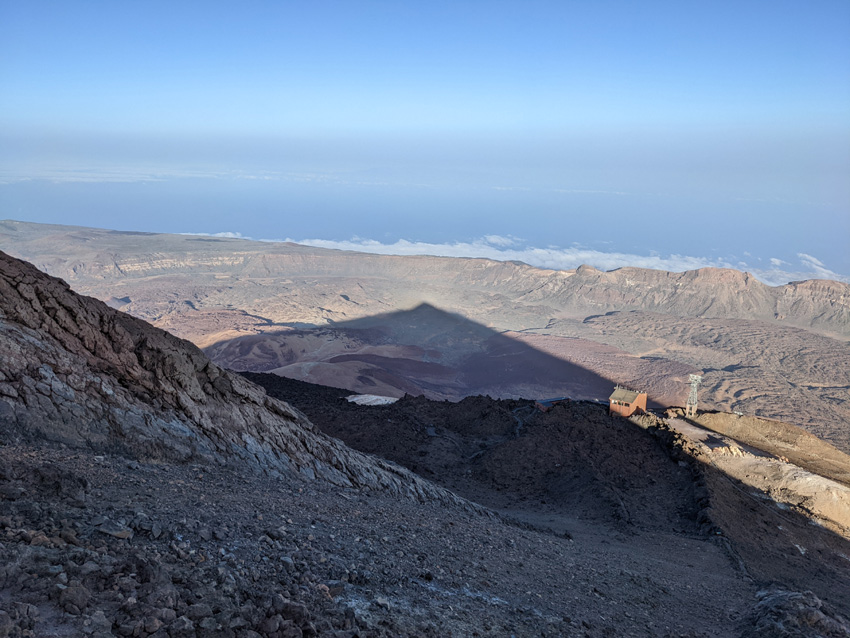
[743,589,850,638]
[0,250,480,509]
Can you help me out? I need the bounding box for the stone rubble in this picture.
[1,250,849,637]
[0,250,483,511]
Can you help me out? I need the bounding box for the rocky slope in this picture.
[0,249,477,508]
[1,251,849,637]
[1,219,848,452]
[246,372,850,630]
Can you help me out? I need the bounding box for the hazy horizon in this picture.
[2,2,848,285]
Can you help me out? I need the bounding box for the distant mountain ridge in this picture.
[4,246,850,637]
[1,220,848,453]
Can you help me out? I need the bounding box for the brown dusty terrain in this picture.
[246,374,850,625]
[2,250,850,636]
[0,439,762,638]
[0,220,847,454]
[552,312,850,451]
[205,305,695,408]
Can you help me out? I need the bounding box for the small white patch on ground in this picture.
[346,394,400,406]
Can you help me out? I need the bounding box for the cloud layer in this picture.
[279,235,848,286]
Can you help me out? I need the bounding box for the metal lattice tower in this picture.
[685,374,702,418]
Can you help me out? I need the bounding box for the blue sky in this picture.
[1,1,849,283]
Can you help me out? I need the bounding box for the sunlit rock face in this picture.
[0,249,482,508]
[1,220,848,453]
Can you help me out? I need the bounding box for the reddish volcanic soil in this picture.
[2,243,849,637]
[2,221,848,452]
[206,305,699,413]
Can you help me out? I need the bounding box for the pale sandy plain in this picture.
[1,220,847,452]
[2,224,850,636]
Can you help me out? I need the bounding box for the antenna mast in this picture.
[685,374,702,418]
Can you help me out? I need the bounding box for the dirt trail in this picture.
[2,247,849,637]
[682,410,850,486]
[663,414,850,539]
[635,411,850,616]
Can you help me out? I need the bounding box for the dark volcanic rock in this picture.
[0,250,481,509]
[3,220,849,453]
[0,250,847,638]
[743,589,850,638]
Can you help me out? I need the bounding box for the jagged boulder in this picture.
[743,589,850,638]
[0,250,481,510]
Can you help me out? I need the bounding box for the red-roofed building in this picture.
[608,386,647,417]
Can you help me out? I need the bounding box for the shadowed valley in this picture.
[1,220,848,453]
[1,248,849,636]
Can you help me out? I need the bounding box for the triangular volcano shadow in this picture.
[205,302,630,403]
